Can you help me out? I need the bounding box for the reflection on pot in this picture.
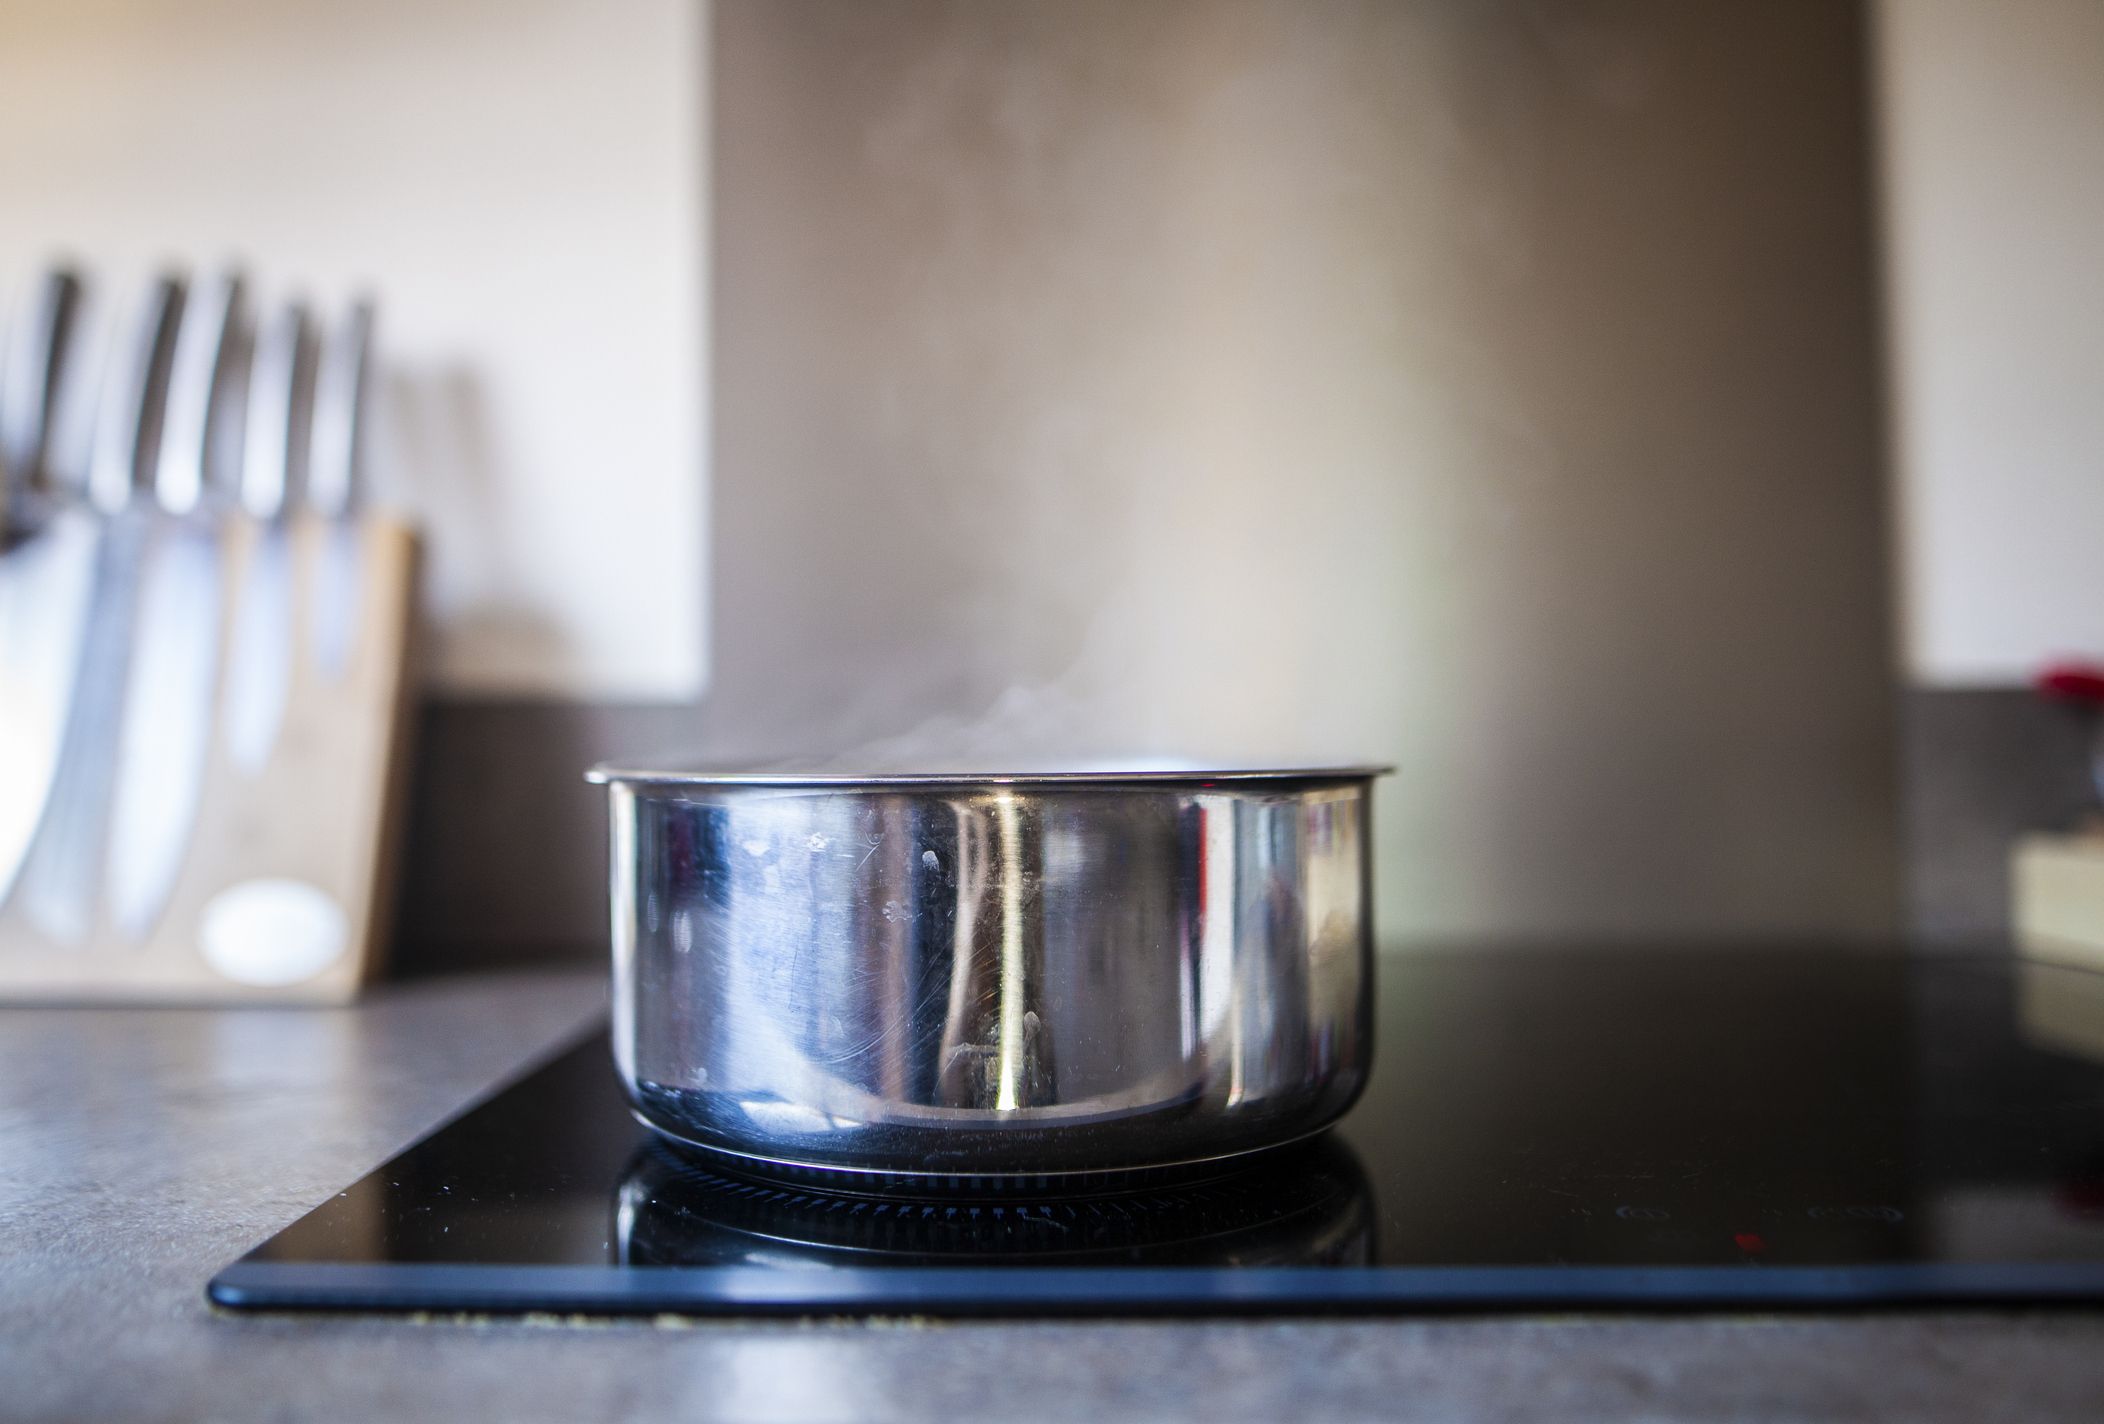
[614,1132,1376,1269]
[604,773,1381,1177]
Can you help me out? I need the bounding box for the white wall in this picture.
[1876,0,2104,686]
[0,0,707,699]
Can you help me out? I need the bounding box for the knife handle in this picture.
[307,296,374,520]
[86,274,186,517]
[154,270,247,517]
[0,267,85,502]
[240,301,316,521]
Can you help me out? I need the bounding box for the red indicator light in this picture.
[1733,1232,1766,1254]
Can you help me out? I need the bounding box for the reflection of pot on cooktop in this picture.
[614,1133,1377,1269]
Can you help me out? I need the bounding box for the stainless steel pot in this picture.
[588,763,1386,1181]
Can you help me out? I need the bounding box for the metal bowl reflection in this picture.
[613,1132,1376,1269]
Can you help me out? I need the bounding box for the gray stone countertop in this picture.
[5,968,2104,1424]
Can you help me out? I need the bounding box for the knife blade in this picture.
[222,299,314,775]
[0,269,90,910]
[106,270,247,942]
[16,274,186,944]
[306,296,373,681]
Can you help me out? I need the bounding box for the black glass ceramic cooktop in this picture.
[211,950,2104,1315]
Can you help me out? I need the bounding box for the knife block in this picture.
[0,512,418,1002]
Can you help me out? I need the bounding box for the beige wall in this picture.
[1875,0,2104,686]
[0,0,707,698]
[0,0,1900,954]
[697,0,1898,942]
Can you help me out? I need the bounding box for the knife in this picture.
[306,296,374,681]
[0,269,92,911]
[222,299,315,774]
[105,270,247,942]
[16,274,186,943]
[0,267,82,512]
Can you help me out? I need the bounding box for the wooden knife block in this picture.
[0,513,418,1002]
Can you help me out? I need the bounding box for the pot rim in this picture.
[586,760,1393,788]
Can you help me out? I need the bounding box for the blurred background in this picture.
[0,0,2096,972]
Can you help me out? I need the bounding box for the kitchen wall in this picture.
[617,0,1896,957]
[1877,0,2104,687]
[0,0,707,700]
[402,0,1906,962]
[0,0,1905,962]
[1874,0,2104,940]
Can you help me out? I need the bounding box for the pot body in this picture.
[598,770,1378,1179]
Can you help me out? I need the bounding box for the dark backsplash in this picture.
[388,700,700,974]
[389,687,2081,974]
[1900,687,2093,946]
